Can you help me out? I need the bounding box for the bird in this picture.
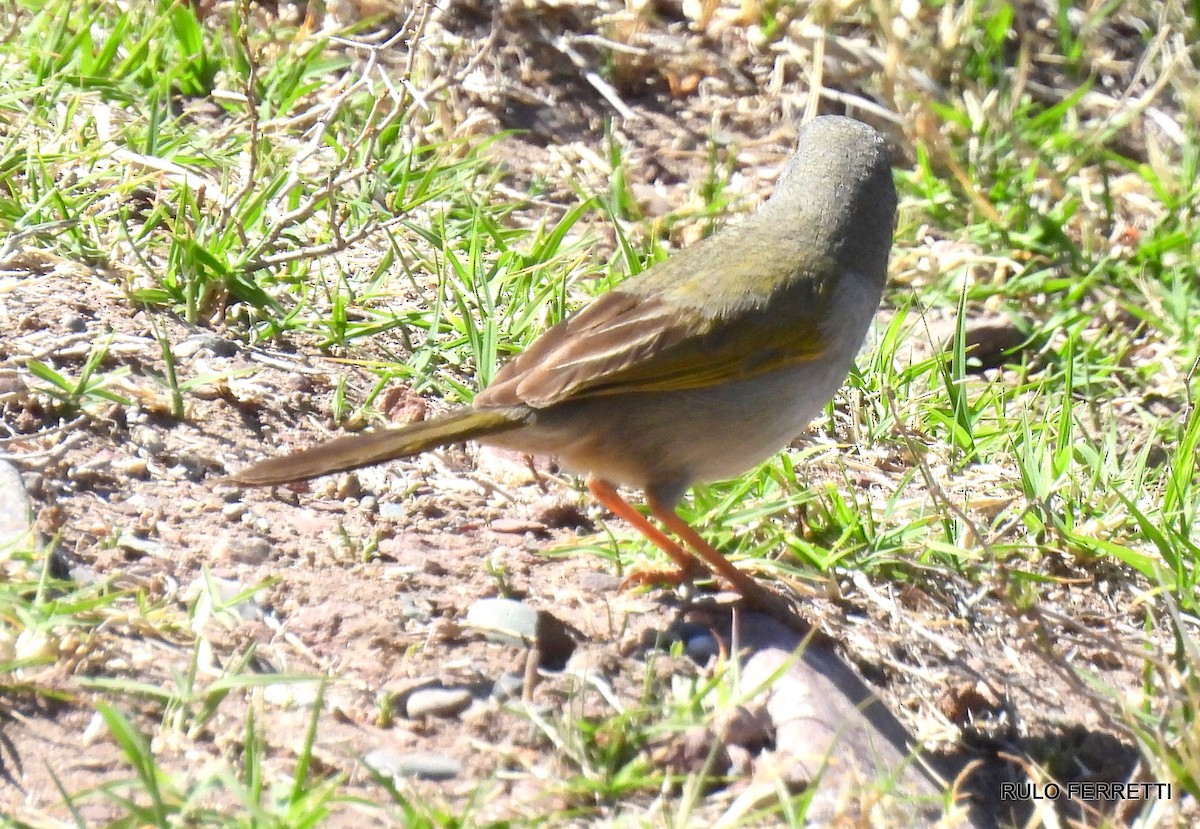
[228,115,897,612]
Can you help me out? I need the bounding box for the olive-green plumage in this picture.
[230,115,896,545]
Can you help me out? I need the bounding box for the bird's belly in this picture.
[483,353,857,503]
[656,355,856,481]
[482,268,880,503]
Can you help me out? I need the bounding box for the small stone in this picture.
[928,312,1029,372]
[668,621,722,664]
[174,334,238,359]
[378,502,406,520]
[380,387,427,424]
[187,574,264,622]
[536,502,591,530]
[131,426,166,456]
[363,749,462,781]
[465,599,575,667]
[63,313,87,332]
[116,531,163,559]
[263,682,321,707]
[535,610,576,670]
[21,472,45,499]
[113,456,150,479]
[492,671,525,701]
[284,373,313,393]
[475,445,542,485]
[221,502,248,521]
[465,598,539,646]
[684,631,721,665]
[0,370,29,397]
[0,460,34,550]
[490,517,547,535]
[649,726,731,777]
[404,687,473,718]
[214,483,244,502]
[939,680,1004,725]
[719,704,774,750]
[398,596,430,622]
[213,533,272,565]
[334,474,362,500]
[576,571,623,592]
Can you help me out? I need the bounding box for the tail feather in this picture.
[227,409,527,486]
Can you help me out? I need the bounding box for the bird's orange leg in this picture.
[645,495,792,614]
[587,479,707,587]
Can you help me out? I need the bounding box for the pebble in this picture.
[490,517,547,535]
[404,687,473,718]
[576,571,623,592]
[262,682,320,707]
[0,370,29,397]
[378,502,406,520]
[213,533,272,565]
[685,634,721,664]
[464,598,576,668]
[719,704,774,749]
[131,426,165,456]
[174,334,238,358]
[21,472,45,499]
[334,474,362,500]
[63,313,88,332]
[116,531,164,559]
[0,460,33,549]
[465,598,539,646]
[535,610,576,670]
[683,630,721,665]
[492,671,525,701]
[363,749,462,781]
[220,502,248,521]
[112,456,150,479]
[187,574,264,622]
[397,595,431,622]
[536,502,591,530]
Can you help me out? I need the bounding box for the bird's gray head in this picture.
[770,116,897,282]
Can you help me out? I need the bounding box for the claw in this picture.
[618,565,704,592]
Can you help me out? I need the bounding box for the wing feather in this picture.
[476,273,834,409]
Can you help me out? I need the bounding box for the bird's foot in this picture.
[618,564,706,592]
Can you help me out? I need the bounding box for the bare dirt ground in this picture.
[1,1,1187,826]
[5,259,1155,825]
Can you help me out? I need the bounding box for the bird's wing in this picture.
[475,272,834,409]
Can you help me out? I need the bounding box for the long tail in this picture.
[227,409,527,486]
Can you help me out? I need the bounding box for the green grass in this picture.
[2,0,1200,826]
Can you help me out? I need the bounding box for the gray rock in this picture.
[220,502,249,521]
[729,613,976,827]
[576,571,623,592]
[397,595,430,622]
[465,597,539,646]
[378,502,407,520]
[363,749,462,781]
[63,313,88,333]
[684,630,721,665]
[0,460,33,550]
[116,530,164,559]
[465,598,575,669]
[213,533,272,565]
[187,575,264,622]
[492,671,525,701]
[404,687,473,718]
[174,334,238,359]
